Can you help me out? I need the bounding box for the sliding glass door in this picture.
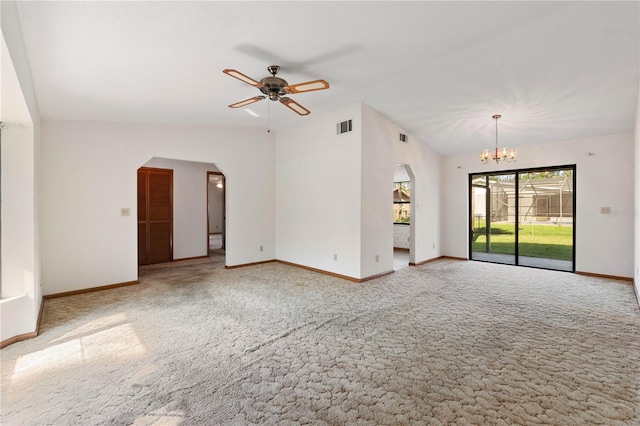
[471,173,517,265]
[517,169,574,271]
[469,166,575,272]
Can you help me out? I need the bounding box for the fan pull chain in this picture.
[267,100,271,133]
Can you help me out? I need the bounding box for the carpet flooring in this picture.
[2,255,639,425]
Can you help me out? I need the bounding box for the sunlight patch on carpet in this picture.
[12,322,146,383]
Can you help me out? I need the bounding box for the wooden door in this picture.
[138,167,173,265]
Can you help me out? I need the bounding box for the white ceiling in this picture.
[14,1,639,156]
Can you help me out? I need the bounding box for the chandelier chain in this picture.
[495,116,498,151]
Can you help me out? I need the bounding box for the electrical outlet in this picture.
[260,245,264,252]
[334,254,338,261]
[375,255,379,263]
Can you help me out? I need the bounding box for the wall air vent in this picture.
[337,119,353,135]
[399,133,408,143]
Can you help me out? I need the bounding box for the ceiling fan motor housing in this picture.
[259,76,290,101]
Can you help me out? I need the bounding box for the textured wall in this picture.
[393,225,410,249]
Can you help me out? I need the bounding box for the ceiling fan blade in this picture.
[223,69,265,88]
[228,96,266,108]
[285,79,329,94]
[279,97,310,116]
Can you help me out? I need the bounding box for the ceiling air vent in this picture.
[399,133,408,143]
[337,119,353,135]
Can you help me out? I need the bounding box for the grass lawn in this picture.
[472,223,573,261]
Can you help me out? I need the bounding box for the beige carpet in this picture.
[2,255,639,425]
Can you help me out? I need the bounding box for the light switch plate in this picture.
[121,208,131,216]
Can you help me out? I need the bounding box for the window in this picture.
[393,181,411,224]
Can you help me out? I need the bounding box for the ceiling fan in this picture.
[223,65,329,116]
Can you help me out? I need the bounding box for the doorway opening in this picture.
[393,164,414,270]
[207,172,225,257]
[469,165,575,272]
[137,157,224,267]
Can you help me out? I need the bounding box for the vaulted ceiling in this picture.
[14,1,639,156]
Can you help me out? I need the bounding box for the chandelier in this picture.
[480,114,517,164]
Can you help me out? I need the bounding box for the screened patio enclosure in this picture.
[470,166,575,272]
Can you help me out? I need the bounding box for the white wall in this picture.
[392,119,442,266]
[360,104,442,277]
[41,120,275,295]
[441,133,635,278]
[275,103,442,280]
[1,0,42,342]
[1,123,37,340]
[276,103,363,278]
[360,105,395,276]
[143,157,220,260]
[1,123,34,297]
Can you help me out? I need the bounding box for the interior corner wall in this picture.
[359,105,395,277]
[142,157,220,260]
[441,132,635,278]
[41,120,275,295]
[1,0,42,342]
[275,103,363,278]
[360,104,442,278]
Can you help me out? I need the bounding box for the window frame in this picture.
[393,181,411,225]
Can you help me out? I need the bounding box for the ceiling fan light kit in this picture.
[223,65,329,116]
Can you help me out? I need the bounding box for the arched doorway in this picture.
[393,164,415,270]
